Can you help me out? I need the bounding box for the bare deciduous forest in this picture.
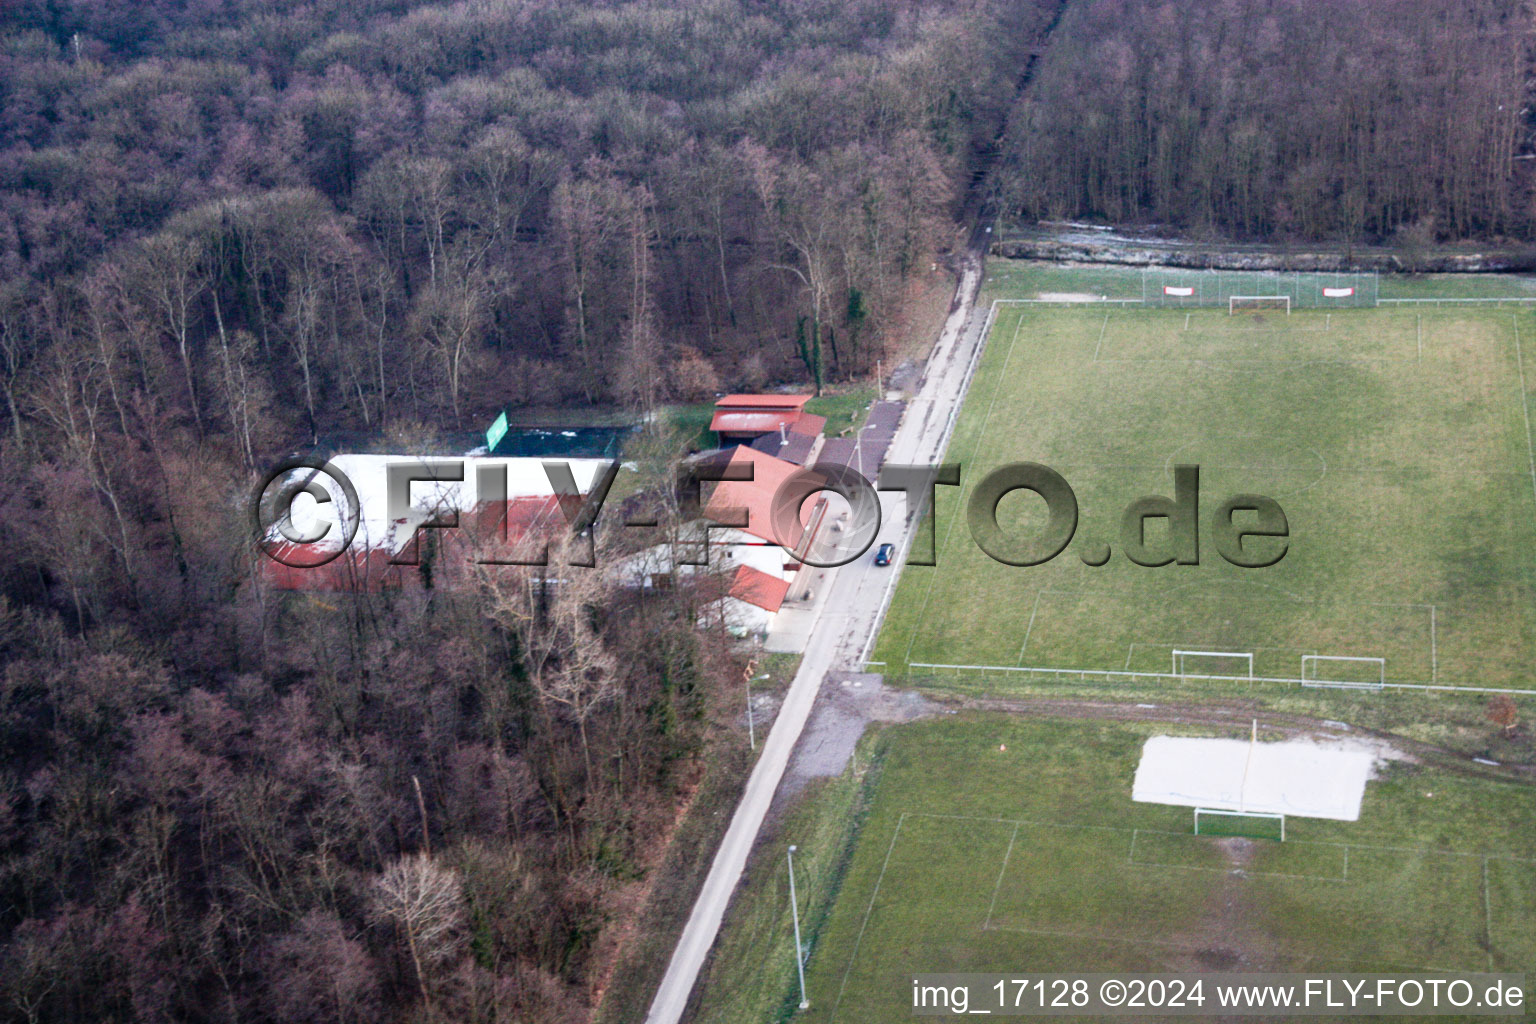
[994,0,1535,240]
[0,0,1531,1021]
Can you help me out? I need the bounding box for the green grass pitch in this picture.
[874,304,1536,691]
[794,717,1536,1023]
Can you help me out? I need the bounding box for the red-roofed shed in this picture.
[709,394,821,444]
[727,564,790,613]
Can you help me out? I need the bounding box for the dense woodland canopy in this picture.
[994,0,1536,241]
[0,0,1054,433]
[2,0,1534,1021]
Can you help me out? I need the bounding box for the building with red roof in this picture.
[709,394,824,446]
[727,564,790,614]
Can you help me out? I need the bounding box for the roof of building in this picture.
[789,412,826,437]
[714,394,812,410]
[701,445,818,545]
[727,564,790,612]
[747,432,784,459]
[271,455,610,558]
[748,424,820,466]
[709,410,803,435]
[709,406,826,439]
[262,491,569,592]
[776,431,818,466]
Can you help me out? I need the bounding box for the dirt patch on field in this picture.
[1139,836,1282,974]
[773,673,940,812]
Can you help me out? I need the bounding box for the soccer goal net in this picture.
[1194,807,1285,842]
[1229,295,1291,315]
[1172,649,1254,681]
[1301,654,1385,691]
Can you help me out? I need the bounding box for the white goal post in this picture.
[1194,807,1286,842]
[1301,654,1385,690]
[1172,649,1254,680]
[1229,295,1291,315]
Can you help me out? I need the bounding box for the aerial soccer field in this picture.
[774,717,1536,1024]
[873,303,1536,694]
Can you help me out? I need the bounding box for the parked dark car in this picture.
[874,542,896,566]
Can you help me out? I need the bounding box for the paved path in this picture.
[644,252,994,1023]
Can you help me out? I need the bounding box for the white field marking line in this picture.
[991,298,1145,306]
[984,921,1208,952]
[1127,854,1347,884]
[905,814,1536,866]
[1185,324,1334,336]
[832,812,907,1023]
[915,811,1125,831]
[1184,312,1190,331]
[855,286,995,670]
[1512,313,1536,511]
[904,661,1536,696]
[1380,296,1536,304]
[1431,605,1438,683]
[1327,313,1331,331]
[1418,313,1423,360]
[1126,641,1316,673]
[1018,585,1433,665]
[986,921,1479,976]
[983,821,1022,930]
[1093,354,1416,365]
[999,584,1435,673]
[1015,592,1043,666]
[1092,311,1110,361]
[1033,583,1435,614]
[1483,855,1494,971]
[902,307,1028,666]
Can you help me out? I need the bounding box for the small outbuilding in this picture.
[709,394,825,446]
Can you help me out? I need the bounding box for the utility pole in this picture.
[743,659,757,751]
[788,844,809,1010]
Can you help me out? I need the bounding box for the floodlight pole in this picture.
[746,679,755,751]
[744,660,757,751]
[788,845,809,1010]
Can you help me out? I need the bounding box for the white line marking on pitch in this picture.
[1092,311,1110,361]
[1430,605,1437,683]
[1016,592,1042,666]
[1512,314,1536,511]
[984,822,1022,930]
[833,812,907,1022]
[906,813,1536,865]
[903,310,1028,667]
[1482,855,1495,971]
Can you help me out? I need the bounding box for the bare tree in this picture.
[131,231,208,434]
[372,853,465,1021]
[475,531,620,781]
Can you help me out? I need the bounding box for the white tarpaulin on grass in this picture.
[1132,735,1374,822]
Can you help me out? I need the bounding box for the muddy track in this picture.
[950,692,1536,785]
